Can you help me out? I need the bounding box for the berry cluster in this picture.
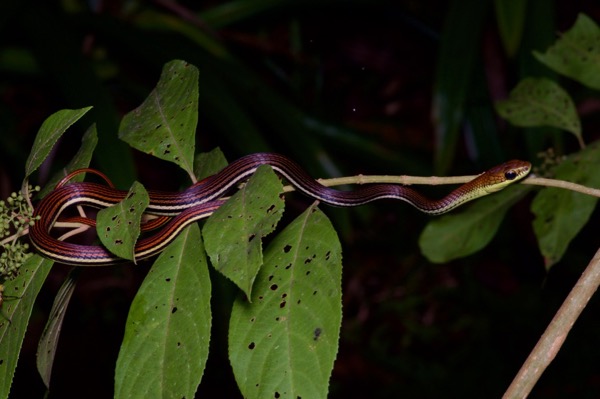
[535,148,565,178]
[0,186,40,278]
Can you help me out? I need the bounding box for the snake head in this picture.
[482,160,532,193]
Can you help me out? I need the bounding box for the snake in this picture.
[29,153,531,266]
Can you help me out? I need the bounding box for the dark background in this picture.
[1,1,600,398]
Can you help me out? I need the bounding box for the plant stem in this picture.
[522,176,600,197]
[503,246,600,398]
[285,174,600,199]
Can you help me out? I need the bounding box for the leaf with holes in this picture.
[97,181,149,262]
[0,256,52,399]
[119,60,198,179]
[495,77,582,146]
[115,224,211,399]
[534,13,600,90]
[229,204,342,399]
[24,106,92,180]
[532,142,600,268]
[203,165,284,298]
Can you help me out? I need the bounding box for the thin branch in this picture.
[280,173,482,193]
[503,246,600,398]
[521,176,600,197]
[315,174,478,187]
[284,174,600,198]
[0,228,29,247]
[22,182,34,215]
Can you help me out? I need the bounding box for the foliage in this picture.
[115,225,211,398]
[495,77,582,146]
[419,185,532,263]
[0,60,345,399]
[425,12,600,269]
[533,13,600,90]
[0,1,599,398]
[97,181,149,262]
[495,13,600,268]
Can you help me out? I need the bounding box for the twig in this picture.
[521,176,600,197]
[0,228,29,247]
[503,246,600,398]
[285,174,600,199]
[314,173,478,187]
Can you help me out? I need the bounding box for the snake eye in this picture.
[504,170,518,180]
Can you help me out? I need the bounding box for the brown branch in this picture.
[503,246,600,398]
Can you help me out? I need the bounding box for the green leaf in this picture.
[534,13,600,90]
[115,224,211,399]
[419,185,531,263]
[193,147,228,180]
[119,60,198,179]
[96,181,149,262]
[39,124,98,197]
[0,256,52,399]
[532,142,600,268]
[495,77,582,146]
[229,205,342,399]
[494,0,527,58]
[24,106,92,180]
[36,269,78,388]
[203,165,284,298]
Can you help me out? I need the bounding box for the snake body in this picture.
[30,153,531,265]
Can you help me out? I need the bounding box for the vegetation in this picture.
[0,1,599,398]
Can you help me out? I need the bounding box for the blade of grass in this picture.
[433,0,489,173]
